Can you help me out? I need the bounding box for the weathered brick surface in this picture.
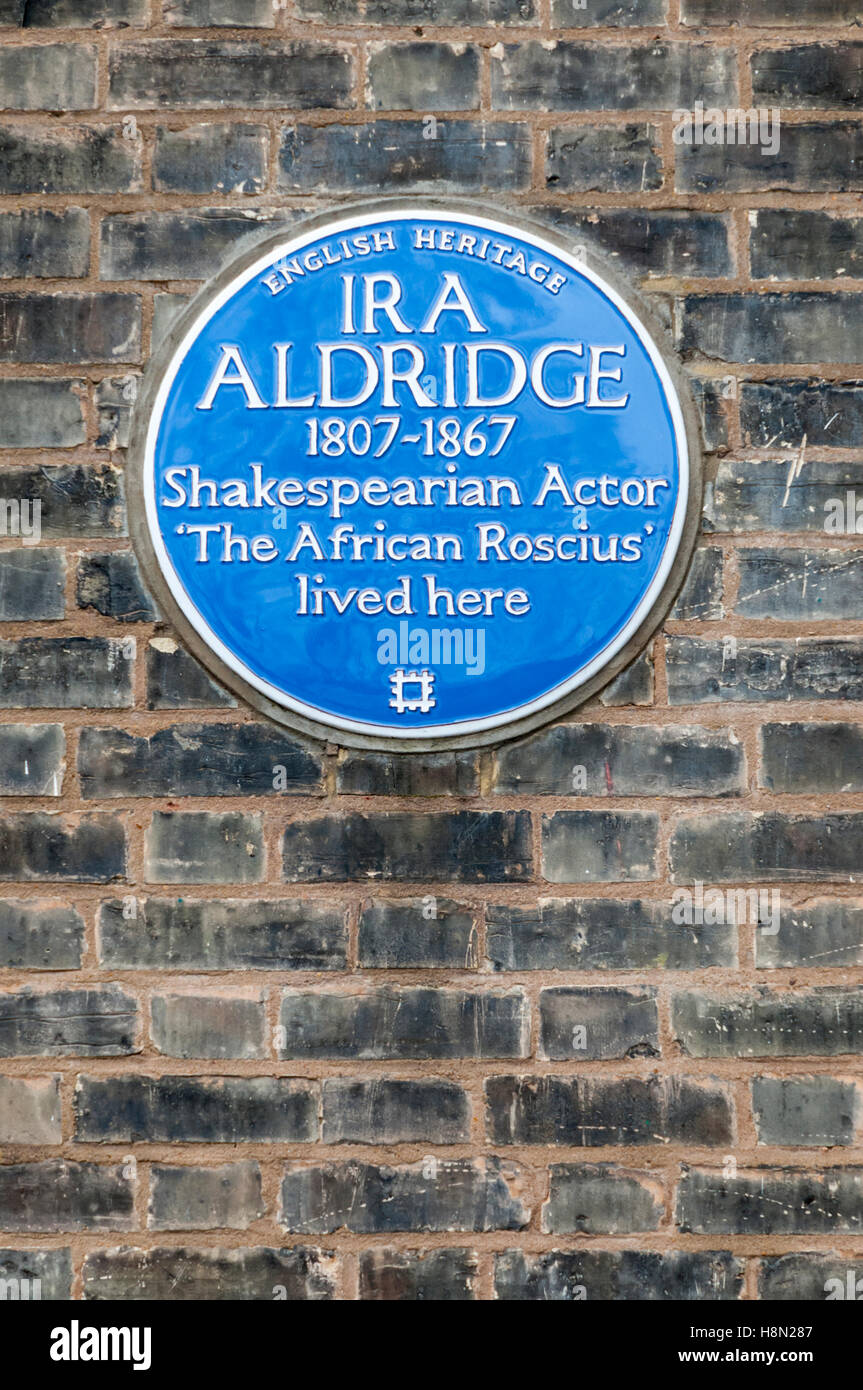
[677,1168,863,1235]
[107,41,354,110]
[751,1076,857,1147]
[282,810,532,882]
[83,1245,337,1299]
[279,985,529,1060]
[322,1078,471,1144]
[279,120,531,194]
[144,810,263,883]
[486,1075,734,1147]
[99,896,347,971]
[487,898,737,971]
[543,1164,664,1234]
[495,1250,743,1300]
[359,1247,477,1301]
[0,208,89,278]
[148,1162,265,1231]
[74,1075,318,1143]
[673,988,863,1058]
[0,723,64,794]
[281,1158,527,1234]
[0,1076,62,1144]
[0,983,136,1056]
[0,899,83,969]
[2,0,863,1304]
[0,1161,134,1232]
[7,559,61,627]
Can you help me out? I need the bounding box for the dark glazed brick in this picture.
[671,547,724,620]
[0,293,140,364]
[0,124,140,194]
[322,1078,471,1144]
[0,638,133,709]
[757,899,863,969]
[761,722,863,794]
[735,548,863,620]
[74,1075,318,1143]
[297,0,536,17]
[80,724,322,798]
[494,1249,743,1301]
[334,749,476,800]
[0,1161,133,1232]
[144,811,263,884]
[154,123,268,193]
[152,292,190,346]
[677,1167,863,1234]
[93,374,142,450]
[0,984,136,1057]
[550,0,667,21]
[599,645,654,705]
[358,897,478,969]
[100,210,290,281]
[0,900,83,970]
[146,639,236,709]
[493,724,742,796]
[752,1076,856,1147]
[76,553,156,623]
[0,812,125,882]
[0,551,65,621]
[98,896,347,972]
[676,124,863,194]
[367,42,480,111]
[543,1164,663,1234]
[108,41,354,110]
[682,0,861,21]
[753,44,863,110]
[0,724,64,794]
[760,1254,863,1301]
[542,810,658,882]
[0,465,125,538]
[490,41,736,111]
[280,986,528,1060]
[5,0,148,22]
[359,1248,478,1301]
[539,987,659,1061]
[545,123,661,193]
[487,897,736,971]
[279,120,532,194]
[0,380,85,448]
[337,750,477,796]
[486,1075,733,1146]
[0,209,89,277]
[165,0,275,24]
[741,379,863,449]
[282,810,532,883]
[666,636,863,705]
[708,459,863,534]
[689,377,730,451]
[149,1162,265,1231]
[83,1246,336,1300]
[670,812,863,883]
[672,987,863,1058]
[0,44,96,110]
[751,210,863,281]
[281,1158,527,1234]
[679,293,863,367]
[542,208,733,279]
[0,1248,71,1301]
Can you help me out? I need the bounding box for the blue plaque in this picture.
[130,202,701,747]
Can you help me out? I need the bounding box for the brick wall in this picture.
[1,0,863,1302]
